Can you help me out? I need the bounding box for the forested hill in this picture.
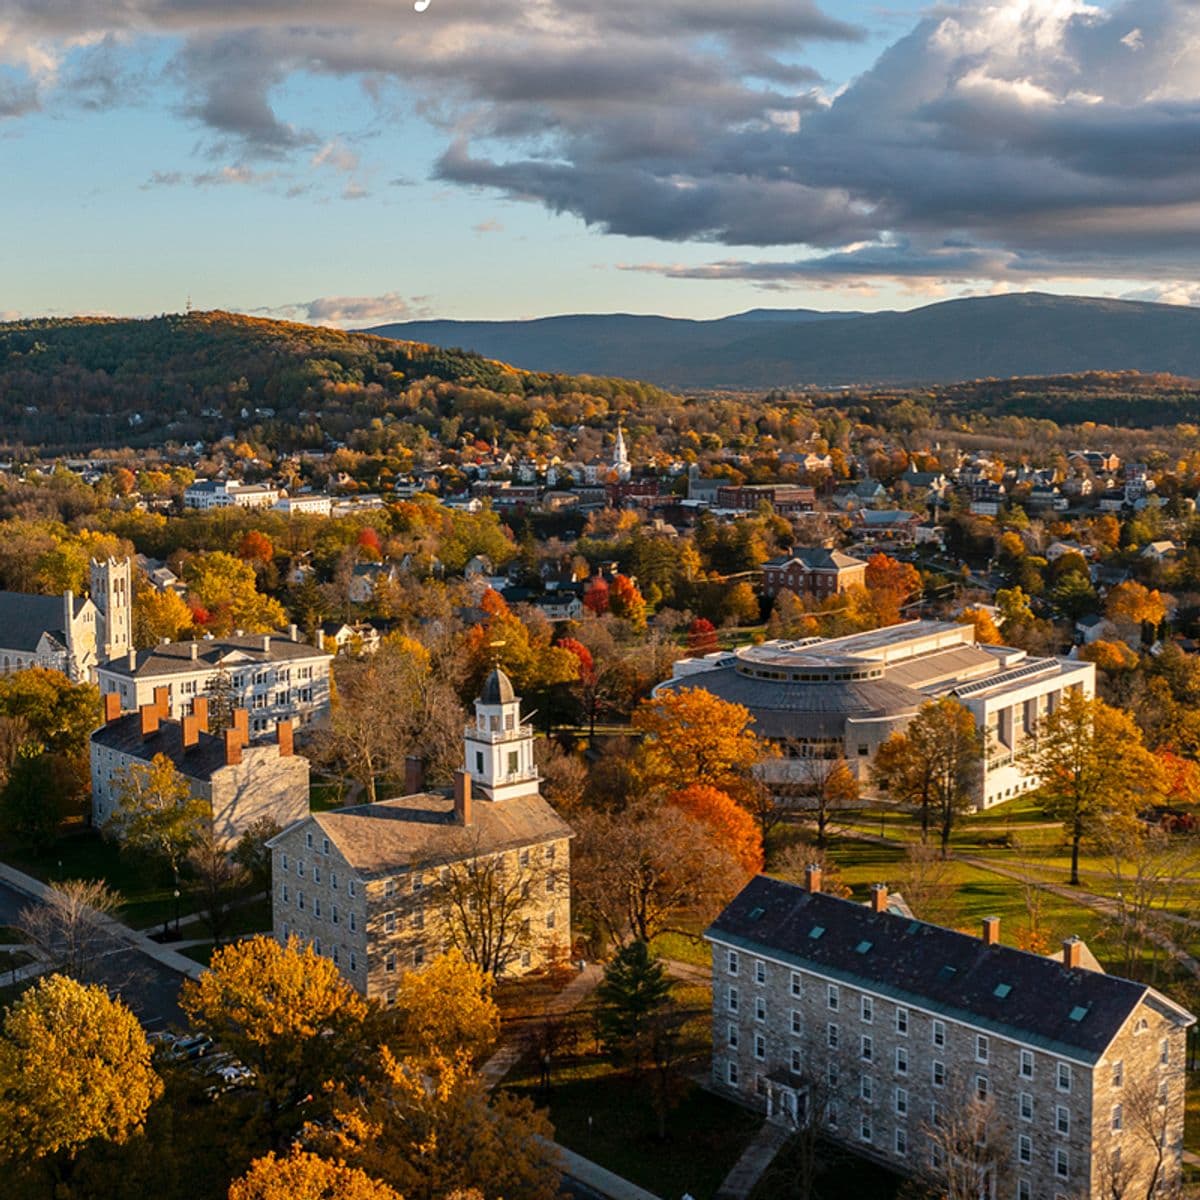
[369,293,1200,388]
[0,311,675,452]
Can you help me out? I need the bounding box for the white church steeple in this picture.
[613,423,631,482]
[464,667,541,801]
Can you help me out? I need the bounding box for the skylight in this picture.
[855,940,873,954]
[748,906,765,921]
[937,965,958,981]
[993,983,1012,999]
[1069,1005,1089,1022]
[809,926,825,940]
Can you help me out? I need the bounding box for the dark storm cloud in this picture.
[5,0,1200,287]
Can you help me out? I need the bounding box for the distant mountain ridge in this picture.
[367,293,1200,388]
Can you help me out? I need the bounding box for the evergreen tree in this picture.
[596,940,672,1069]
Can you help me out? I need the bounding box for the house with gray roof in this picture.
[762,546,867,601]
[709,872,1193,1199]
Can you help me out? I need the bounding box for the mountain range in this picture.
[368,293,1200,389]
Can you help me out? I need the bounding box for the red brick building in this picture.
[761,546,866,600]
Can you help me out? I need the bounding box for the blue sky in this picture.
[1,0,1197,324]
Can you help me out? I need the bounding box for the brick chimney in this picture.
[153,685,170,719]
[453,769,473,827]
[1063,936,1082,969]
[276,719,294,758]
[182,714,200,750]
[192,695,209,733]
[232,708,249,746]
[870,883,889,913]
[224,727,243,766]
[405,755,425,794]
[102,691,121,724]
[140,703,160,739]
[805,863,823,894]
[982,916,1000,946]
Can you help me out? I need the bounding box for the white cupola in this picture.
[464,667,540,801]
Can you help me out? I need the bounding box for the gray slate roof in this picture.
[765,547,865,572]
[306,791,573,877]
[0,591,83,653]
[99,632,328,678]
[708,876,1187,1063]
[91,713,233,780]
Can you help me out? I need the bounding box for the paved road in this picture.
[0,878,187,1029]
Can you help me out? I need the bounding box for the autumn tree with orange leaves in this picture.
[229,1150,400,1200]
[668,784,764,874]
[864,552,922,626]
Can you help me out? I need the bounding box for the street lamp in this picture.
[173,888,181,939]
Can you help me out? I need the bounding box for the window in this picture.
[895,1047,908,1076]
[331,905,339,926]
[297,891,305,911]
[861,1035,873,1062]
[1056,1106,1070,1137]
[895,1087,908,1117]
[861,996,873,1023]
[1057,1063,1072,1093]
[827,1062,839,1087]
[791,1010,802,1035]
[1018,1135,1032,1166]
[976,1075,989,1102]
[322,837,330,855]
[791,1048,802,1073]
[331,871,338,891]
[728,1061,740,1086]
[1160,1038,1170,1066]
[313,898,321,918]
[546,873,556,894]
[412,873,423,893]
[1019,1049,1034,1079]
[305,831,313,849]
[507,750,519,774]
[348,879,356,898]
[932,1019,945,1048]
[385,954,396,974]
[753,1034,765,1061]
[1112,1103,1123,1132]
[1019,1092,1033,1122]
[1113,1059,1124,1087]
[860,1076,873,1102]
[932,1060,945,1088]
[296,859,304,878]
[313,866,320,884]
[930,1102,943,1130]
[755,959,766,985]
[828,984,839,1011]
[545,910,554,929]
[281,852,288,871]
[827,1023,839,1050]
[826,1102,839,1129]
[519,849,530,868]
[413,945,426,967]
[332,946,340,966]
[349,951,357,972]
[1018,1180,1031,1200]
[860,1116,872,1144]
[385,879,396,898]
[727,1024,739,1049]
[385,913,396,933]
[976,1034,989,1063]
[791,972,802,998]
[895,1128,908,1157]
[895,1007,908,1036]
[348,911,356,932]
[1055,1148,1069,1180]
[728,987,739,1014]
[281,883,289,903]
[755,996,766,1023]
[727,950,739,976]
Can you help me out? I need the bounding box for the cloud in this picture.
[6,0,1200,292]
[472,219,503,234]
[252,292,434,326]
[143,165,279,188]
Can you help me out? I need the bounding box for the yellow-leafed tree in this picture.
[393,949,500,1061]
[0,974,162,1163]
[632,687,767,795]
[229,1149,400,1200]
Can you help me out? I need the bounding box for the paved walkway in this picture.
[0,860,205,981]
[548,1141,663,1200]
[714,1120,790,1200]
[480,962,603,1089]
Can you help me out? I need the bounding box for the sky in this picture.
[1,0,1198,325]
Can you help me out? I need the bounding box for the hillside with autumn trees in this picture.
[0,311,677,452]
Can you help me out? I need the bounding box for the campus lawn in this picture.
[748,1137,903,1200]
[507,1061,760,1199]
